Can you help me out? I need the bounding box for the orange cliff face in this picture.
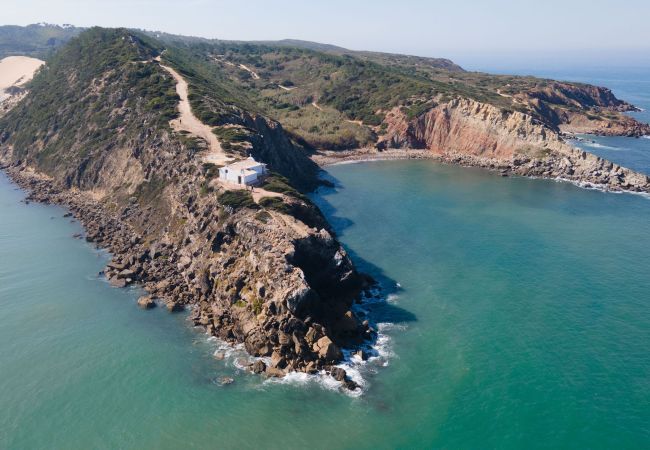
[379,98,567,159]
[374,97,650,193]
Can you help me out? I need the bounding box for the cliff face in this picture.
[508,82,650,137]
[0,28,370,388]
[380,98,565,158]
[378,98,650,193]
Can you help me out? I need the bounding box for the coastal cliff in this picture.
[373,97,650,193]
[0,28,370,388]
[1,26,649,391]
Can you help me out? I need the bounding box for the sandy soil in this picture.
[0,56,44,103]
[0,56,44,90]
[158,62,232,165]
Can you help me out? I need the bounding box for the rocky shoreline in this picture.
[313,147,650,194]
[1,163,376,391]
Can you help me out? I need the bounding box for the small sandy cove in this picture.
[0,56,44,91]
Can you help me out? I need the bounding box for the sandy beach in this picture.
[311,148,439,166]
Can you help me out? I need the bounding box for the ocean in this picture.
[1,68,649,449]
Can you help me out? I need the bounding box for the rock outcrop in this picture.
[377,97,650,193]
[0,28,372,389]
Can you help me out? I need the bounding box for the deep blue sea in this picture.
[1,67,649,449]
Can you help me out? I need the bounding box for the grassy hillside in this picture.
[2,24,642,162]
[154,35,641,150]
[0,28,176,177]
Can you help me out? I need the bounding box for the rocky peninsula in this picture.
[1,26,649,392]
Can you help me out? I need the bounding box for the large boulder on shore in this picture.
[137,295,156,309]
[314,336,342,361]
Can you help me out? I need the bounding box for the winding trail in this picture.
[157,58,232,165]
[238,64,260,80]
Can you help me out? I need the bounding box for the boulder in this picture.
[330,367,347,382]
[305,361,318,374]
[354,349,369,361]
[271,351,287,369]
[118,268,136,279]
[315,336,342,361]
[166,300,183,312]
[265,366,285,378]
[108,276,127,288]
[137,295,156,309]
[251,360,266,374]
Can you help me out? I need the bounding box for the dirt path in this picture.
[158,60,231,165]
[238,64,260,80]
[311,102,323,111]
[278,85,295,91]
[212,56,260,80]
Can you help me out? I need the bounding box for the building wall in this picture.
[219,167,260,185]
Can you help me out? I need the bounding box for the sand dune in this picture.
[0,56,44,91]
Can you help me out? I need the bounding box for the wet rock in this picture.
[251,360,266,374]
[220,377,235,385]
[213,351,226,360]
[265,366,285,378]
[354,349,369,361]
[271,351,287,369]
[108,276,127,288]
[137,295,156,309]
[330,367,347,382]
[166,300,183,312]
[314,336,342,362]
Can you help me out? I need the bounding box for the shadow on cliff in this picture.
[310,169,416,326]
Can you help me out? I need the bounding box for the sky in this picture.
[4,0,650,70]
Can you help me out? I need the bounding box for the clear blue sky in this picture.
[5,0,650,69]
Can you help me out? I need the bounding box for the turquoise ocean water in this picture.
[1,69,649,449]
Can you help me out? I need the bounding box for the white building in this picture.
[218,157,267,186]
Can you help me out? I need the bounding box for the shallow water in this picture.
[2,158,650,448]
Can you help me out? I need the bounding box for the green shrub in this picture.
[258,196,291,214]
[254,210,272,223]
[218,190,258,210]
[262,174,306,200]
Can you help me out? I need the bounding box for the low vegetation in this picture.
[218,190,258,210]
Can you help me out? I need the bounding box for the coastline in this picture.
[312,147,650,194]
[0,161,376,391]
[312,149,438,166]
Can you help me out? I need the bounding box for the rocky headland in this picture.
[1,26,649,394]
[338,97,650,193]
